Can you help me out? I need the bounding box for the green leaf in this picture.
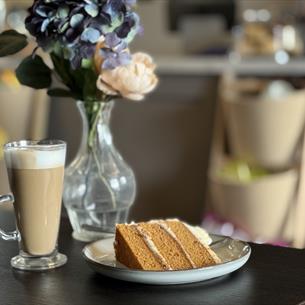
[47,88,74,98]
[15,55,52,89]
[0,30,28,57]
[50,52,82,99]
[83,68,98,100]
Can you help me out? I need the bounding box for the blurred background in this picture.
[2,0,305,246]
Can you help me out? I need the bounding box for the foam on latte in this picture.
[5,148,65,169]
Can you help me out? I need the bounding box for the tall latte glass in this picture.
[0,140,67,271]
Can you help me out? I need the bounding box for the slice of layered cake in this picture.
[114,219,221,271]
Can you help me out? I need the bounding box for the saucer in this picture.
[82,234,251,285]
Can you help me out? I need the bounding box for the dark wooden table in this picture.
[0,210,305,305]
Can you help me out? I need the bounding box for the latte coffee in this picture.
[5,147,65,256]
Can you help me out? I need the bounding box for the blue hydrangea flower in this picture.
[25,0,141,69]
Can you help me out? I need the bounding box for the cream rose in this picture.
[96,52,158,101]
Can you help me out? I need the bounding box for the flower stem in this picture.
[85,101,117,209]
[87,102,101,150]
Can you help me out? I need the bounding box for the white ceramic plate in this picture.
[82,234,251,285]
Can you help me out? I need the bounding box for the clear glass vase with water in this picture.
[63,101,136,242]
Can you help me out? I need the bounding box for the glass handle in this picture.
[0,194,19,241]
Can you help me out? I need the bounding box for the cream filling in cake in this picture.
[157,221,196,268]
[132,224,172,270]
[183,223,212,246]
[148,219,212,245]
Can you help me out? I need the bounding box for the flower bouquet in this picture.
[0,0,158,241]
[0,0,158,144]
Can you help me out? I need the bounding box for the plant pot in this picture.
[224,90,305,169]
[209,168,298,241]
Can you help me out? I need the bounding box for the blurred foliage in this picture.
[218,160,269,183]
[0,128,8,160]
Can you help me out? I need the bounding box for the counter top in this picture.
[156,55,305,76]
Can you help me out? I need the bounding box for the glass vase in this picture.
[63,101,136,242]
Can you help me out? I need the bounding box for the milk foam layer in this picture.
[5,148,66,169]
